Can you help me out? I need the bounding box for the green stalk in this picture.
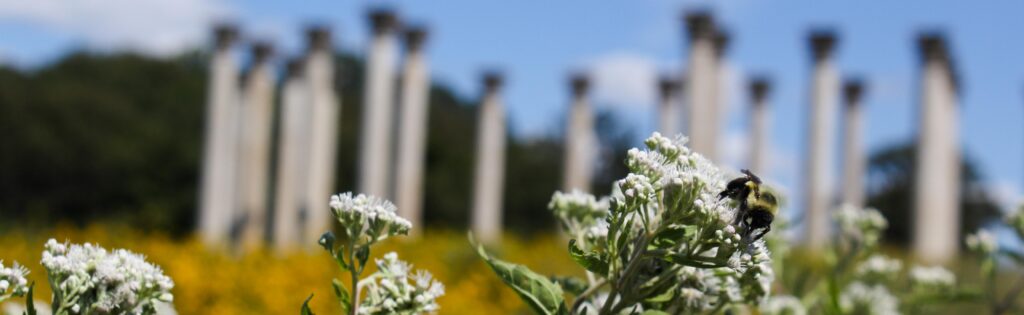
[348,239,361,315]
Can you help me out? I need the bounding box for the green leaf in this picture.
[639,310,670,315]
[300,294,315,315]
[651,225,687,247]
[23,283,36,315]
[549,276,588,296]
[333,251,350,272]
[470,233,569,315]
[356,246,370,268]
[332,279,352,313]
[568,239,609,276]
[644,288,674,303]
[663,252,727,268]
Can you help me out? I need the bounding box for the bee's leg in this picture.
[732,210,744,225]
[752,225,771,241]
[741,215,755,238]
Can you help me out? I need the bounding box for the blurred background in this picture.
[1,0,1022,313]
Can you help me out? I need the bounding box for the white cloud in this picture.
[585,52,658,107]
[0,0,233,56]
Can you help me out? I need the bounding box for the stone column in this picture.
[272,58,311,250]
[683,12,718,160]
[471,72,506,243]
[748,77,770,176]
[358,10,400,198]
[914,34,960,264]
[394,27,430,236]
[236,42,275,250]
[804,30,839,249]
[711,30,729,163]
[199,24,240,246]
[302,27,341,246]
[841,79,866,208]
[563,73,595,193]
[658,75,682,137]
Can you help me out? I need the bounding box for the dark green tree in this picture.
[866,142,1002,246]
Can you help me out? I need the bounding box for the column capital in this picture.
[917,32,949,62]
[305,26,331,52]
[683,11,716,42]
[368,8,399,35]
[808,29,837,61]
[213,23,239,49]
[917,32,960,95]
[569,72,590,98]
[286,57,305,78]
[251,41,273,63]
[403,26,428,51]
[482,70,503,93]
[843,78,865,105]
[659,75,680,99]
[749,76,771,103]
[714,29,730,57]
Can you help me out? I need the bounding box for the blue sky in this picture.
[1,0,1023,219]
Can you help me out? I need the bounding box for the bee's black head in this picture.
[740,169,762,184]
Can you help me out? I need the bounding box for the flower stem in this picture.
[571,278,607,313]
[348,241,361,315]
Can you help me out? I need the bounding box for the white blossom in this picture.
[358,252,444,314]
[40,239,174,314]
[856,255,903,281]
[761,295,807,315]
[330,192,412,243]
[0,260,29,300]
[835,204,888,246]
[839,282,900,315]
[909,265,955,291]
[965,229,998,256]
[1007,203,1024,239]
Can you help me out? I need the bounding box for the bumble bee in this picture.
[718,169,778,241]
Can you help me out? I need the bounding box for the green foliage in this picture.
[866,142,1001,246]
[567,239,608,275]
[472,235,569,315]
[23,283,35,315]
[331,279,352,313]
[301,294,316,315]
[0,52,206,235]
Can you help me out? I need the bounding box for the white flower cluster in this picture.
[761,295,807,315]
[618,132,735,232]
[965,229,998,256]
[0,260,29,301]
[610,133,770,309]
[358,252,445,315]
[549,190,608,227]
[856,255,903,282]
[41,239,174,314]
[909,265,955,291]
[736,242,774,303]
[669,263,767,313]
[330,192,412,243]
[1008,203,1024,239]
[839,282,900,315]
[834,204,888,246]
